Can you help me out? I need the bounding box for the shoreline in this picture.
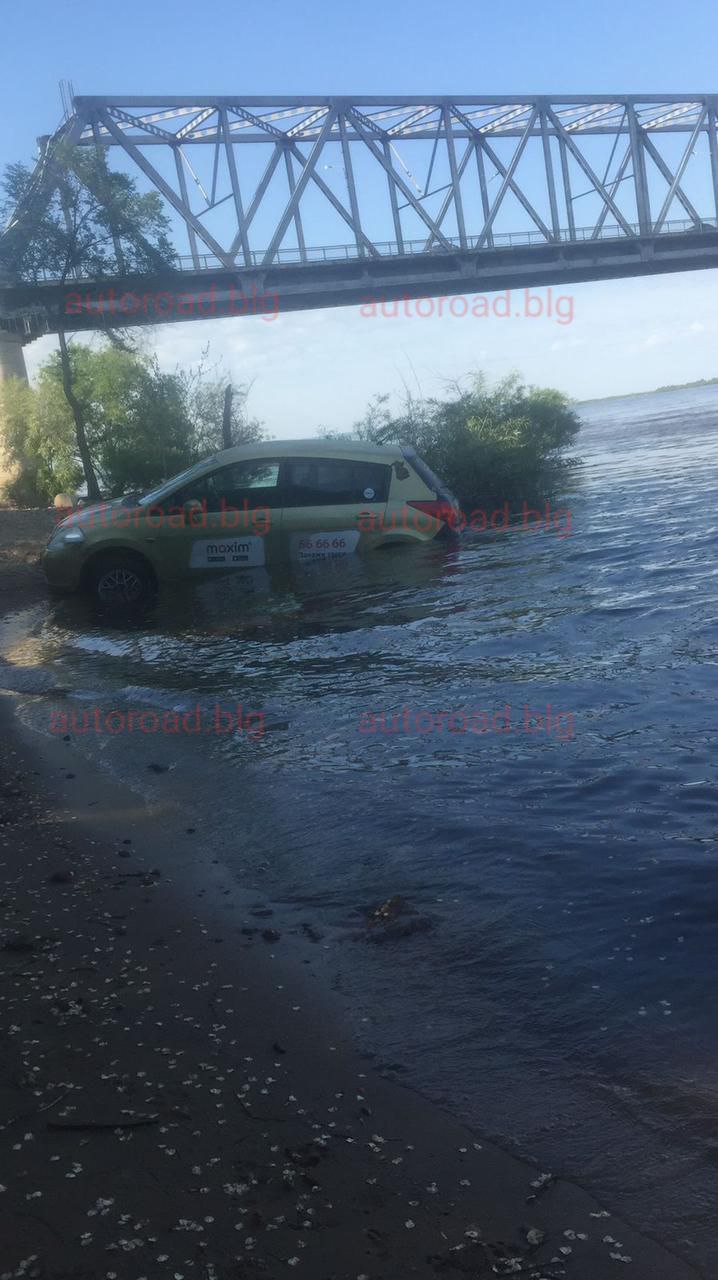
[576,379,718,407]
[0,513,705,1279]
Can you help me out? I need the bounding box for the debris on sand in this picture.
[358,895,434,943]
[370,894,407,924]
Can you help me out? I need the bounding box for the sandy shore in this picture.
[0,509,704,1279]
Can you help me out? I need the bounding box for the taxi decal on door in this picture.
[190,536,266,568]
[291,530,360,562]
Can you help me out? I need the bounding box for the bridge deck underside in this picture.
[4,227,718,338]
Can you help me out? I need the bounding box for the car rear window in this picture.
[282,457,391,507]
[401,447,453,500]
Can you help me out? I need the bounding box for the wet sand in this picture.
[0,511,705,1279]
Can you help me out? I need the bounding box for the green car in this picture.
[43,438,459,605]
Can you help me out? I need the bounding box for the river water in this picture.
[4,384,718,1269]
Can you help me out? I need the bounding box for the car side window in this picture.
[282,457,391,507]
[174,461,282,511]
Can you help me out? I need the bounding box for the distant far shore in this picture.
[578,377,718,406]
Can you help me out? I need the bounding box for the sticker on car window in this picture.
[292,530,360,562]
[190,536,266,569]
[363,487,376,500]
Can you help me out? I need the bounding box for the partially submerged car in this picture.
[43,439,459,604]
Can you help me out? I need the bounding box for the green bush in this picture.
[0,341,266,504]
[60,345,196,496]
[0,375,82,505]
[350,374,580,510]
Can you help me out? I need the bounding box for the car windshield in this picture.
[137,459,215,507]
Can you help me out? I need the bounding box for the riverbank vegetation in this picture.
[337,374,581,510]
[1,361,579,509]
[1,149,178,500]
[0,342,262,505]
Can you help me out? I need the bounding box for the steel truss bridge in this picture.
[3,93,718,340]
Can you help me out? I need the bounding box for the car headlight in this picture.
[48,526,85,549]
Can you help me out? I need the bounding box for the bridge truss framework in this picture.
[3,94,718,336]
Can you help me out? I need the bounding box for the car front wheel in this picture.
[88,554,154,608]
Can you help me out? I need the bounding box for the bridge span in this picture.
[2,94,718,370]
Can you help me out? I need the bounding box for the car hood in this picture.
[56,498,129,531]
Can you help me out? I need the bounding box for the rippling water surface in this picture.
[5,385,718,1267]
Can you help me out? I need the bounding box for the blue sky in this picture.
[4,0,718,434]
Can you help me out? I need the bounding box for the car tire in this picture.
[88,554,154,608]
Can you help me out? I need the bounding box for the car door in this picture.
[279,455,391,564]
[149,457,282,578]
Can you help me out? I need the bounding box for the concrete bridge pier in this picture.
[0,331,28,383]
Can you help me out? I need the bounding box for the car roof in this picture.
[205,437,403,466]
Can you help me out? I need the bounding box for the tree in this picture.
[42,344,196,497]
[0,340,267,504]
[348,374,580,509]
[1,141,176,498]
[222,384,234,451]
[0,368,81,506]
[179,359,265,457]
